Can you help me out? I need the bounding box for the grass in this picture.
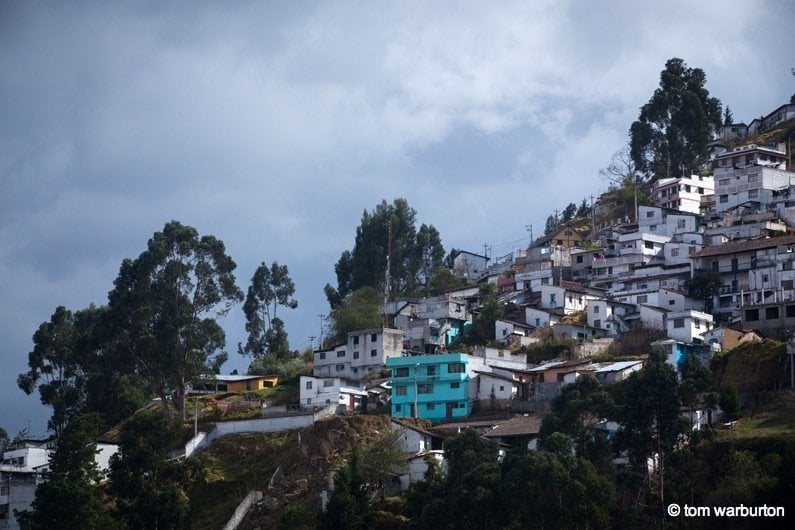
[189,430,300,529]
[717,391,795,440]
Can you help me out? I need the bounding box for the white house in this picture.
[313,328,403,380]
[299,376,367,412]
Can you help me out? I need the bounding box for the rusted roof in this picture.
[482,414,544,438]
[692,235,795,258]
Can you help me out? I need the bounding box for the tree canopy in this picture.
[239,261,298,360]
[325,198,444,308]
[107,221,243,419]
[630,58,722,179]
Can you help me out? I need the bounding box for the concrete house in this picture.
[386,353,472,421]
[313,328,403,380]
[651,175,714,214]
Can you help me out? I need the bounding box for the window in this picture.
[745,309,759,322]
[319,352,326,360]
[305,381,313,390]
[594,319,601,328]
[353,351,359,359]
[457,403,466,408]
[594,305,599,314]
[720,195,728,203]
[650,225,657,232]
[451,382,460,389]
[427,365,437,376]
[673,318,685,328]
[371,333,377,342]
[786,305,795,318]
[353,336,359,345]
[499,386,505,392]
[426,403,436,411]
[748,174,759,183]
[694,319,700,329]
[576,255,583,263]
[550,293,556,305]
[335,364,345,371]
[748,189,759,199]
[637,295,648,304]
[448,363,465,373]
[646,211,654,218]
[765,307,779,320]
[782,280,794,290]
[417,384,434,394]
[337,350,345,358]
[677,219,686,229]
[645,241,654,249]
[719,178,730,186]
[396,386,407,396]
[395,367,409,377]
[371,349,377,357]
[669,299,675,306]
[395,404,401,412]
[671,248,679,257]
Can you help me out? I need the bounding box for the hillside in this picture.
[188,415,392,529]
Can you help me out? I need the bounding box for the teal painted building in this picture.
[386,353,471,420]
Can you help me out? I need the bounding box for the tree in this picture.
[614,350,689,513]
[328,287,384,343]
[539,375,614,457]
[18,307,88,438]
[239,261,298,360]
[17,414,112,529]
[630,58,722,179]
[107,221,243,419]
[109,409,195,529]
[723,105,734,126]
[324,198,445,305]
[561,202,577,223]
[501,437,615,529]
[473,283,504,342]
[678,353,714,432]
[318,446,369,530]
[600,146,647,221]
[688,270,723,313]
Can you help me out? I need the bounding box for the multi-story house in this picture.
[313,328,403,380]
[391,296,471,354]
[713,144,792,214]
[691,235,795,319]
[386,353,472,421]
[652,175,714,214]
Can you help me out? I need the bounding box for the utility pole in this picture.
[317,314,326,347]
[384,219,392,328]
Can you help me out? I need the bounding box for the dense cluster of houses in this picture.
[3,104,793,526]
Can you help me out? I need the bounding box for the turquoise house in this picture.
[386,353,471,420]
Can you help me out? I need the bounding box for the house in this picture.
[589,360,643,384]
[386,353,472,420]
[653,338,713,368]
[313,328,403,380]
[712,144,792,214]
[532,222,586,249]
[390,419,445,490]
[665,309,713,343]
[453,251,489,280]
[691,235,795,319]
[188,374,278,394]
[482,414,544,450]
[473,370,517,410]
[1,438,118,529]
[299,376,368,412]
[701,326,762,351]
[494,319,533,344]
[651,175,714,214]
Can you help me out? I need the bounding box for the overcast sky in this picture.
[1,1,793,437]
